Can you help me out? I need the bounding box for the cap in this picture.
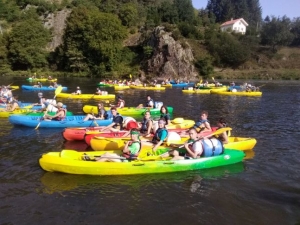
[77,86,80,89]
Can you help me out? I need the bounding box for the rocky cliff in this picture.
[144,26,198,80]
[42,9,71,51]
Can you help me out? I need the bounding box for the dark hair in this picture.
[110,107,117,111]
[144,110,151,115]
[201,110,208,116]
[218,118,227,126]
[160,105,168,114]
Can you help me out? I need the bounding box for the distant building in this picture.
[220,18,248,35]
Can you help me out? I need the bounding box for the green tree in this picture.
[61,7,127,75]
[173,0,194,23]
[261,16,294,51]
[195,57,214,77]
[118,2,138,27]
[159,1,178,24]
[6,18,51,70]
[207,32,250,67]
[0,0,21,22]
[290,17,300,46]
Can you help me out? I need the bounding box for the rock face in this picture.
[43,9,71,51]
[144,26,198,79]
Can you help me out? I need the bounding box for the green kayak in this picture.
[82,105,174,116]
[39,149,245,175]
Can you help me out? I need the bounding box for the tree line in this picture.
[0,0,299,77]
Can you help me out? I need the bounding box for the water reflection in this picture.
[39,162,245,195]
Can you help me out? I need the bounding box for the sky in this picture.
[191,0,300,19]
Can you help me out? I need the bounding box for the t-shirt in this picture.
[191,141,203,157]
[128,142,141,155]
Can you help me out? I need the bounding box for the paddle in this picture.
[34,86,63,129]
[90,108,99,127]
[176,127,232,148]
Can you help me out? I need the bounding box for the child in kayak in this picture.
[83,129,141,162]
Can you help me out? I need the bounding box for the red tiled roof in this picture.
[220,18,248,27]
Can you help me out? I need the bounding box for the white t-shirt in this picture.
[191,141,203,157]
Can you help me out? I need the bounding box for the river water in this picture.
[1,77,300,225]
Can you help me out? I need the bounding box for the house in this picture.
[220,18,248,35]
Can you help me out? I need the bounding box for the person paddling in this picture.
[137,95,154,109]
[44,102,66,121]
[100,107,123,132]
[110,96,125,108]
[83,102,108,121]
[83,129,142,162]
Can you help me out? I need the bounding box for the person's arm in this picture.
[101,122,115,132]
[221,132,229,144]
[50,111,63,119]
[122,141,131,153]
[185,141,202,159]
[152,140,163,152]
[146,120,153,136]
[152,130,167,151]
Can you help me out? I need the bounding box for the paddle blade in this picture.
[55,86,63,95]
[209,127,232,137]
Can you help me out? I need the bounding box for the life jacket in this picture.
[112,114,123,130]
[55,108,66,121]
[152,128,168,143]
[146,98,154,107]
[117,99,125,108]
[140,117,153,133]
[190,138,224,157]
[193,119,209,132]
[97,108,108,119]
[160,113,170,125]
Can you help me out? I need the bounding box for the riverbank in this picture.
[1,68,300,80]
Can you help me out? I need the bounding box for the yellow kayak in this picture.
[182,89,211,94]
[210,89,262,96]
[161,84,172,88]
[39,149,244,175]
[129,85,166,90]
[114,85,130,90]
[10,86,19,90]
[27,78,57,82]
[56,93,115,99]
[165,118,194,129]
[91,134,256,151]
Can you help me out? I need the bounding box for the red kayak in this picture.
[83,127,217,146]
[62,127,105,141]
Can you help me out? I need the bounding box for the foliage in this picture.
[61,7,127,75]
[290,17,300,46]
[178,22,202,40]
[260,16,294,51]
[143,45,153,59]
[206,32,250,67]
[6,18,51,70]
[195,56,214,77]
[206,0,262,27]
[0,0,21,22]
[173,0,195,23]
[118,2,138,27]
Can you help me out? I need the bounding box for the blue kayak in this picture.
[171,83,194,87]
[9,115,113,128]
[0,102,67,110]
[21,85,68,91]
